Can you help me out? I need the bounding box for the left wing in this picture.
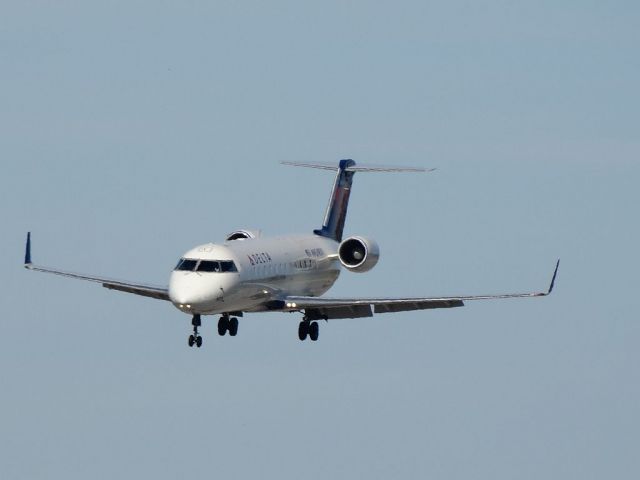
[282,260,560,320]
[23,233,170,301]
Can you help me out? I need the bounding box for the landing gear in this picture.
[186,314,239,347]
[298,321,319,341]
[298,321,308,341]
[218,316,227,336]
[188,314,203,348]
[218,315,239,336]
[229,317,239,336]
[309,321,319,341]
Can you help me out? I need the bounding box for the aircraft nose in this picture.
[168,271,233,312]
[168,273,204,307]
[169,288,193,306]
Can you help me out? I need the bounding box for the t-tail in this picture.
[282,159,432,242]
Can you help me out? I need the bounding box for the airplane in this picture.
[24,159,559,348]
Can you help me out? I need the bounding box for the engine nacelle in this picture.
[225,229,261,241]
[338,236,380,273]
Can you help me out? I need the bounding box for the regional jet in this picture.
[24,159,559,347]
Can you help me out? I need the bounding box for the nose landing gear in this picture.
[188,314,203,348]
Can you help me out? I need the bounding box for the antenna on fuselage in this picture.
[281,160,432,242]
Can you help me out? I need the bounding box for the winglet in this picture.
[547,259,560,294]
[24,232,32,266]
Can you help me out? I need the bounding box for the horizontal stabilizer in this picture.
[281,161,431,173]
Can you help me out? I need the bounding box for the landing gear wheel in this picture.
[189,314,202,348]
[309,321,319,341]
[229,317,239,337]
[298,321,309,341]
[218,316,229,336]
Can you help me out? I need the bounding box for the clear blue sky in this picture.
[1,1,638,479]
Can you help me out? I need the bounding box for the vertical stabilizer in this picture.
[281,159,428,243]
[313,159,356,242]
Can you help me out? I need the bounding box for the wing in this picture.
[281,261,560,320]
[23,233,170,301]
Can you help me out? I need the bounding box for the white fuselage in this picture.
[168,235,341,315]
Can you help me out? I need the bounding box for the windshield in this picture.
[174,258,237,273]
[220,261,237,272]
[197,261,221,272]
[175,259,198,271]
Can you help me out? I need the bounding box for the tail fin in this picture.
[283,160,431,242]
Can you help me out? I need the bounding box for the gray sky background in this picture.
[1,1,638,478]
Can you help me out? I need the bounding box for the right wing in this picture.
[23,233,170,301]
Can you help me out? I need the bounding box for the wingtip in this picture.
[547,259,560,294]
[24,232,32,266]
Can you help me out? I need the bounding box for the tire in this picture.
[196,336,203,348]
[309,322,319,341]
[298,322,308,341]
[188,335,195,347]
[229,317,239,337]
[218,317,228,336]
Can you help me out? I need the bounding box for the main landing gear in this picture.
[298,320,319,341]
[218,315,239,336]
[188,314,203,348]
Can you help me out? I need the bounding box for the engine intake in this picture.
[338,236,380,273]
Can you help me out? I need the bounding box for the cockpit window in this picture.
[175,259,198,271]
[175,258,238,273]
[220,261,238,272]
[197,260,221,272]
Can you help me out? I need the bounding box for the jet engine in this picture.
[225,229,261,241]
[338,236,380,273]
